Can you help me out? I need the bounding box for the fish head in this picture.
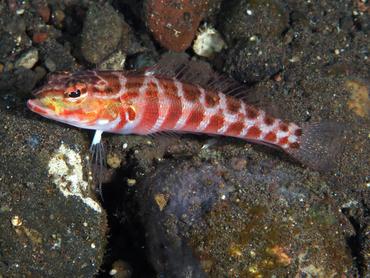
[27,71,123,130]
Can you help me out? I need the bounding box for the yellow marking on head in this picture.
[43,96,65,115]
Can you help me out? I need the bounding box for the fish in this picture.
[27,53,343,180]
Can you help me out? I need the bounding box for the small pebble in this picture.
[154,193,169,211]
[127,178,136,186]
[15,48,39,69]
[45,57,56,72]
[53,10,65,26]
[109,260,132,277]
[16,8,25,15]
[11,215,22,227]
[107,153,122,169]
[193,25,226,57]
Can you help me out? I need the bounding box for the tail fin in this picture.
[286,122,346,172]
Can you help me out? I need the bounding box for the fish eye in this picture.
[68,89,81,98]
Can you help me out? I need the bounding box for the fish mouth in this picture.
[27,99,90,128]
[27,99,62,122]
[27,99,50,115]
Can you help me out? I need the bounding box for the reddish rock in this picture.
[145,0,209,52]
[32,32,48,44]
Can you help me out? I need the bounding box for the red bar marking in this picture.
[204,92,220,108]
[226,97,241,114]
[225,121,244,136]
[264,115,274,126]
[203,114,224,133]
[134,84,159,133]
[246,106,258,119]
[278,136,289,145]
[294,128,303,136]
[264,131,277,142]
[246,126,261,138]
[115,107,128,131]
[159,80,182,130]
[161,79,178,96]
[183,106,205,131]
[183,84,201,102]
[279,123,289,132]
[161,100,182,130]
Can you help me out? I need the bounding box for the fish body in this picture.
[27,55,343,172]
[27,70,301,151]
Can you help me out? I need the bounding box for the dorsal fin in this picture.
[133,52,244,95]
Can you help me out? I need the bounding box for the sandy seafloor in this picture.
[0,0,369,277]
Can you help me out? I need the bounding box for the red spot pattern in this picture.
[226,97,241,114]
[264,131,277,142]
[246,106,258,119]
[225,121,244,136]
[264,116,274,126]
[204,92,220,108]
[203,114,224,133]
[183,84,201,102]
[278,136,289,145]
[279,123,289,132]
[161,79,178,94]
[246,126,261,138]
[184,106,205,131]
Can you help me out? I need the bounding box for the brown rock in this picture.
[145,0,209,52]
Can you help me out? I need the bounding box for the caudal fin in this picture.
[286,122,346,172]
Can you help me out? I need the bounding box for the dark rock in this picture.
[0,32,16,61]
[219,0,289,44]
[136,156,354,277]
[38,41,76,72]
[138,161,227,277]
[81,3,126,64]
[223,38,283,83]
[0,68,37,97]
